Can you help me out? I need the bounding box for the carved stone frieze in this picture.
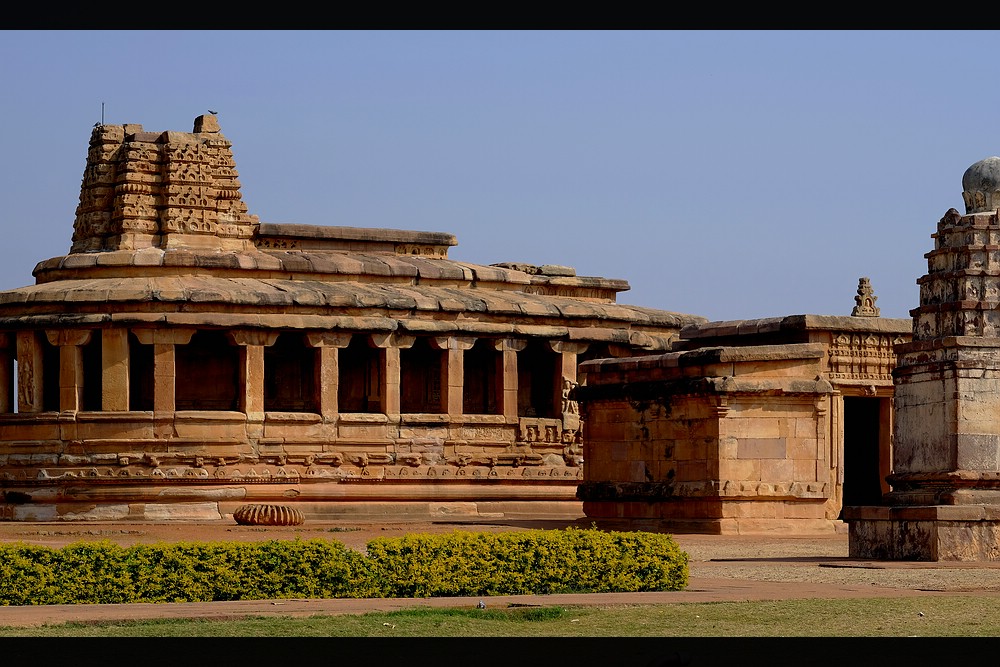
[577,479,829,502]
[517,417,582,445]
[827,332,907,382]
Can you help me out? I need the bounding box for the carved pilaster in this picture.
[102,329,129,411]
[369,333,413,416]
[132,329,196,416]
[44,330,93,413]
[16,331,43,413]
[430,337,476,417]
[496,339,526,421]
[305,332,352,420]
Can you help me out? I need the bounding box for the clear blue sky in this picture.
[0,30,989,322]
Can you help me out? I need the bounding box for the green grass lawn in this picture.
[3,597,998,637]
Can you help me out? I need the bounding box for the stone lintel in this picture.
[575,376,834,403]
[583,343,828,378]
[897,336,1000,353]
[680,314,911,341]
[678,343,826,365]
[399,320,456,334]
[527,274,630,292]
[255,223,457,257]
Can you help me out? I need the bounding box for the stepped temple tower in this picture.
[0,115,704,522]
[846,156,1000,560]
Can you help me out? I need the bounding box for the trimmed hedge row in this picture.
[0,528,688,606]
[365,529,689,597]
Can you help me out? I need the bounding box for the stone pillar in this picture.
[496,339,525,422]
[102,328,130,411]
[227,330,279,417]
[16,331,44,413]
[371,333,414,416]
[45,330,93,413]
[430,336,476,417]
[132,329,196,416]
[0,334,13,413]
[305,332,352,420]
[549,340,589,424]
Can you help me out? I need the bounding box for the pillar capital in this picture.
[305,332,353,348]
[370,332,415,349]
[45,330,93,347]
[548,340,590,355]
[226,330,279,347]
[495,338,528,352]
[429,336,476,351]
[132,328,196,346]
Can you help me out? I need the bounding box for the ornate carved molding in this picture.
[827,332,907,382]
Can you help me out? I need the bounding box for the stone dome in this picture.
[962,156,1000,213]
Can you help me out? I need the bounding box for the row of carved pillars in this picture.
[0,330,589,420]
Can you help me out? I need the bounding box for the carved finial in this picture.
[193,113,220,133]
[851,277,880,317]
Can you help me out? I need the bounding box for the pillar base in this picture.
[844,504,1000,561]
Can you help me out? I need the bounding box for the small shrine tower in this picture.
[846,156,1000,560]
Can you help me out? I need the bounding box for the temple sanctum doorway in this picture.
[840,395,892,515]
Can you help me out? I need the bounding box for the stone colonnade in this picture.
[0,328,590,422]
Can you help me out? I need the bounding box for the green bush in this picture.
[0,528,687,605]
[0,538,372,605]
[364,528,688,597]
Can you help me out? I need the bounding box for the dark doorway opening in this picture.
[129,332,154,412]
[175,330,239,411]
[841,396,885,514]
[264,333,317,413]
[400,338,444,414]
[339,336,382,413]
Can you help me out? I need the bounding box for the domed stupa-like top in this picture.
[962,156,1000,213]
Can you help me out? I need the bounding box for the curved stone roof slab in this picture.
[0,275,701,336]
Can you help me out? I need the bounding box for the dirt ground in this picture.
[2,517,1000,628]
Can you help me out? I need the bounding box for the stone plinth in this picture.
[844,505,1000,561]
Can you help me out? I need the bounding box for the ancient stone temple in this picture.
[846,156,1000,560]
[0,114,704,522]
[575,291,910,535]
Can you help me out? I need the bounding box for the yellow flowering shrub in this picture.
[0,528,688,605]
[364,527,689,597]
